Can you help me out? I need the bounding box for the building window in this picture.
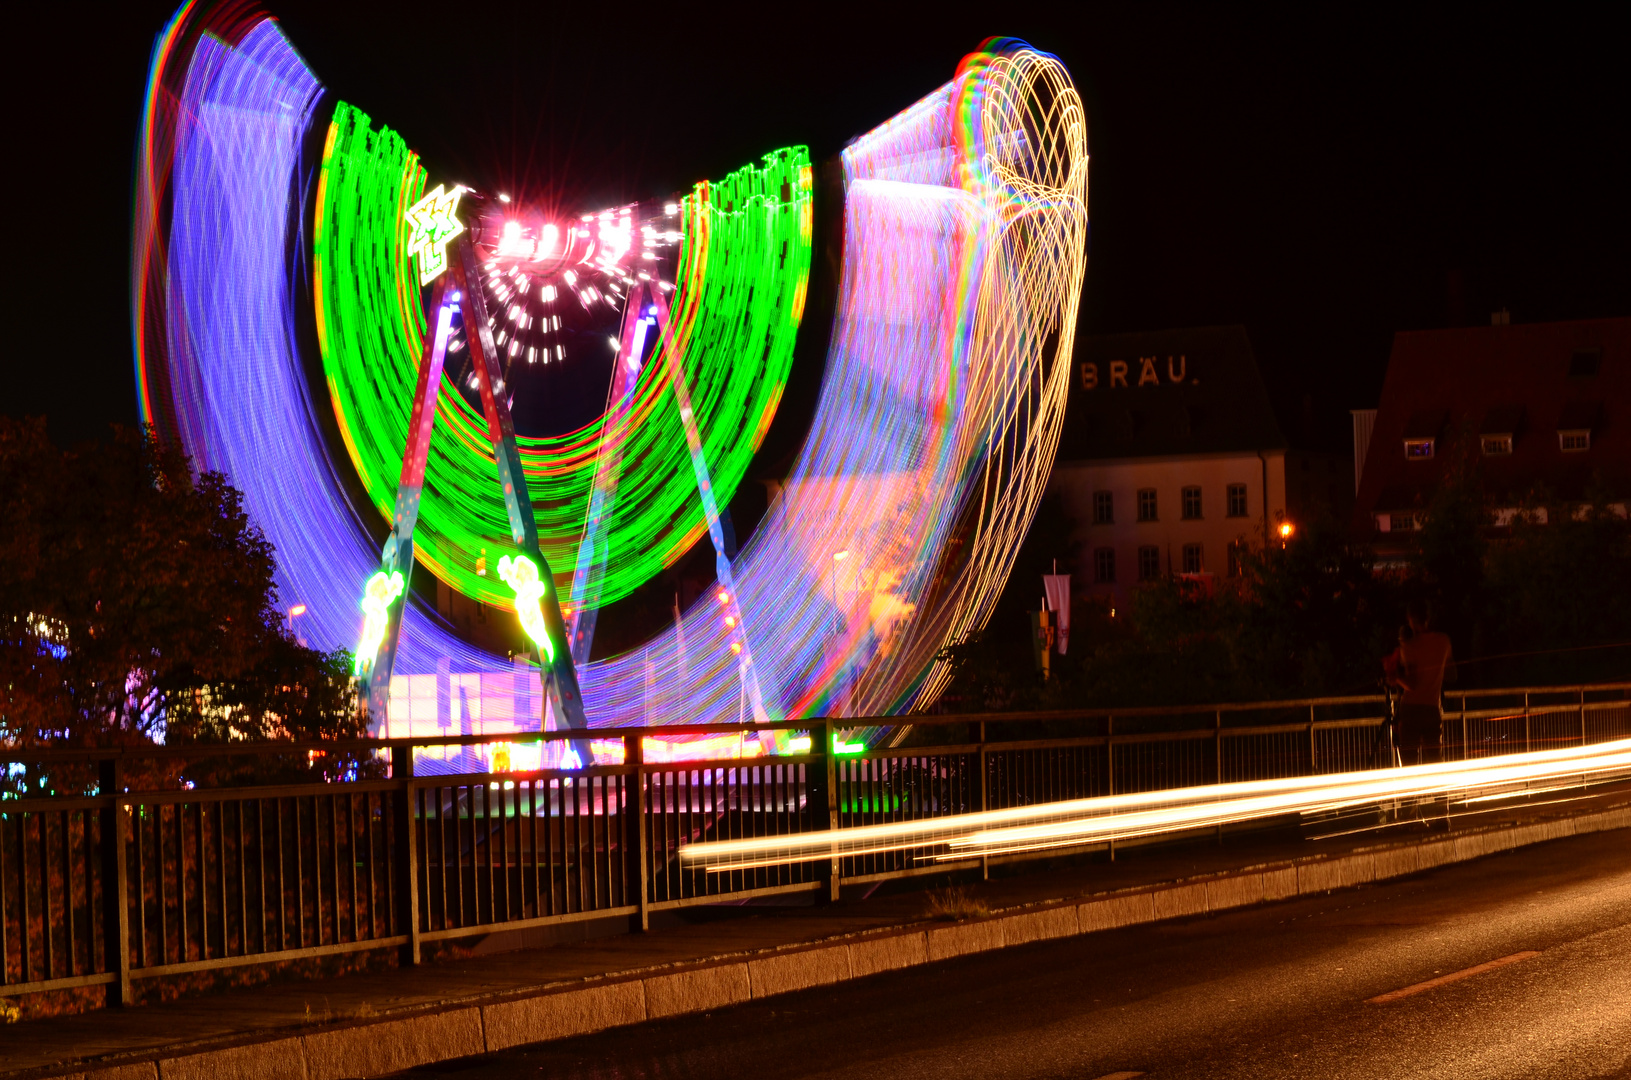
[1181,486,1202,520]
[1569,348,1601,377]
[1093,490,1114,524]
[1182,543,1203,574]
[1137,545,1161,581]
[1094,547,1116,583]
[1481,434,1512,456]
[1227,540,1248,577]
[1404,438,1434,460]
[1137,488,1158,522]
[1226,483,1247,518]
[1559,430,1590,452]
[1390,512,1415,531]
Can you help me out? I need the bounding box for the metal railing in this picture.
[2,681,1626,1011]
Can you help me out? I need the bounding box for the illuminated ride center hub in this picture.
[133,5,1090,768]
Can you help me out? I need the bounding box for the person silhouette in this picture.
[1390,599,1456,766]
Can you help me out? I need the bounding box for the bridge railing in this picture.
[2,681,1626,1011]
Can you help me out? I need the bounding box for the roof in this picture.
[1404,410,1447,439]
[1354,317,1631,525]
[1479,405,1524,436]
[1056,325,1286,462]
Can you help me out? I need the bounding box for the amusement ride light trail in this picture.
[677,737,1631,871]
[132,6,1089,768]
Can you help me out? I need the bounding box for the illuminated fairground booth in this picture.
[131,3,1089,771]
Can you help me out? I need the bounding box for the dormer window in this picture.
[1569,348,1601,378]
[1479,405,1522,457]
[1403,409,1446,462]
[1556,401,1601,454]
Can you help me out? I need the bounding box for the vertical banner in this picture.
[1029,609,1054,676]
[1043,574,1071,654]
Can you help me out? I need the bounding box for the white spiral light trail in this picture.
[584,43,1089,726]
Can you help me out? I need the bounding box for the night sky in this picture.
[10,3,1628,452]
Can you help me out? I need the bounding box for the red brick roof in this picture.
[1355,317,1630,530]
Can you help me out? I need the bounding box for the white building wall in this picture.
[1049,450,1287,605]
[1350,409,1376,497]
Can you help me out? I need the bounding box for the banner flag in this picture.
[1043,574,1071,654]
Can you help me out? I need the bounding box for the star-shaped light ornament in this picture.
[405,183,466,286]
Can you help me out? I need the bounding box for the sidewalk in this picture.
[5,786,1628,1080]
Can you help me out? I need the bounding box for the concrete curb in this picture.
[32,803,1631,1080]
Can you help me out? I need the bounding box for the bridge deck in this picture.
[4,782,1628,1080]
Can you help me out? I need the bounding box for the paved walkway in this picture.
[3,787,1628,1080]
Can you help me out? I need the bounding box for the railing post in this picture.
[1308,705,1317,774]
[1106,715,1115,862]
[1524,692,1531,753]
[391,745,420,965]
[1214,711,1223,785]
[623,734,649,932]
[1580,688,1587,747]
[98,756,130,1007]
[1215,711,1224,846]
[1461,693,1468,760]
[976,721,988,880]
[808,719,839,903]
[974,721,988,814]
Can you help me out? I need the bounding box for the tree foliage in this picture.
[939,466,1629,713]
[1412,430,1488,649]
[1,418,365,782]
[1479,482,1631,684]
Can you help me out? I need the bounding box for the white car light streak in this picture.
[677,739,1631,871]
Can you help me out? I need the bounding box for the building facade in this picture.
[1050,326,1325,606]
[1353,317,1630,552]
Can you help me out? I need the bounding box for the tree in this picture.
[1,418,365,785]
[933,495,1078,713]
[1226,515,1401,698]
[937,507,1404,712]
[1479,480,1631,685]
[1412,430,1488,650]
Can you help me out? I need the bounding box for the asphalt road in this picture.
[398,830,1631,1080]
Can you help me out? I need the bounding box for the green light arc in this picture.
[313,102,812,612]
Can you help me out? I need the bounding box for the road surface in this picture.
[394,829,1631,1079]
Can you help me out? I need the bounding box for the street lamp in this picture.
[831,550,850,713]
[831,550,849,605]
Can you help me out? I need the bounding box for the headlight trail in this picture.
[678,738,1631,871]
